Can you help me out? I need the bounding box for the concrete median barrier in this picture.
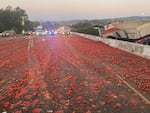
[72,32,150,59]
[71,32,100,41]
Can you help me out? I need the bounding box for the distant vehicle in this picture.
[63,31,71,35]
[59,30,71,35]
[1,30,16,37]
[35,30,46,36]
[57,26,71,35]
[54,31,58,35]
[24,30,33,35]
[35,25,48,36]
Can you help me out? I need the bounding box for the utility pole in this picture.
[21,16,25,35]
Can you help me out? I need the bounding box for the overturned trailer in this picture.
[102,21,150,45]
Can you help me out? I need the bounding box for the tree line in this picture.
[71,22,99,36]
[0,6,36,33]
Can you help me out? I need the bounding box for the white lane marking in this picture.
[31,38,33,48]
[116,74,150,105]
[64,39,150,105]
[27,37,34,51]
[27,40,31,51]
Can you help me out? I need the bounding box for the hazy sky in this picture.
[0,0,150,21]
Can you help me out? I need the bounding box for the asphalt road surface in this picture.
[0,35,150,113]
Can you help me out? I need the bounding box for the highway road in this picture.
[0,35,150,113]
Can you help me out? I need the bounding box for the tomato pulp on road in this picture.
[0,35,150,113]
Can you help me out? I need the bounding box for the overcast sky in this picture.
[0,0,150,21]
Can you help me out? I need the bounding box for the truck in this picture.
[102,21,150,45]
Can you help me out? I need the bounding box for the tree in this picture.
[0,6,33,33]
[71,22,99,36]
